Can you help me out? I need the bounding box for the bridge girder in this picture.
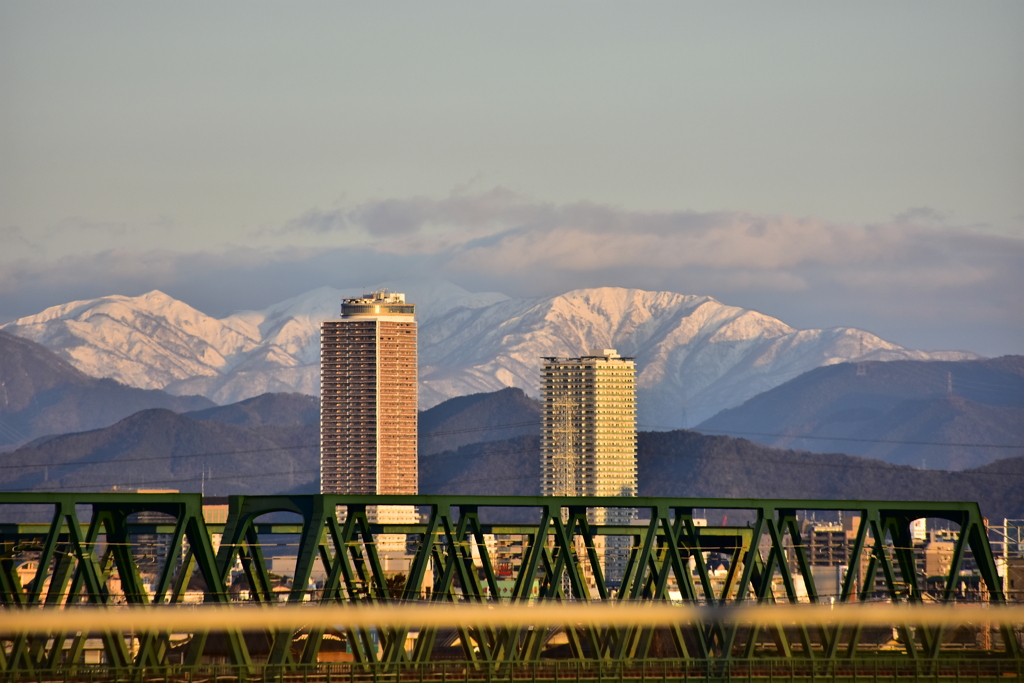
[0,493,1020,676]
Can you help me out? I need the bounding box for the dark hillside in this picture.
[419,387,540,455]
[637,430,1024,520]
[3,385,1018,521]
[698,357,1024,470]
[0,330,214,449]
[420,428,1024,522]
[0,408,317,495]
[184,392,318,427]
[420,435,541,496]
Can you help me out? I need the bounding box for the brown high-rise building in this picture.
[320,291,417,496]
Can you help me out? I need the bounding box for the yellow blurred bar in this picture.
[2,602,1023,634]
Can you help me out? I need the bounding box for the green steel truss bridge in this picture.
[1,493,1021,682]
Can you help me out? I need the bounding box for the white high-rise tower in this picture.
[541,349,637,584]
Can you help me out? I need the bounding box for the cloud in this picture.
[406,201,997,290]
[282,208,351,235]
[0,244,444,323]
[2,190,1022,356]
[282,186,542,238]
[292,193,977,282]
[0,227,41,256]
[893,206,948,224]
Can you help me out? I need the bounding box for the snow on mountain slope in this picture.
[416,287,974,427]
[2,283,975,425]
[1,281,510,405]
[2,291,261,390]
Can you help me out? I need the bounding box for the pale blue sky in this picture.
[1,2,1022,355]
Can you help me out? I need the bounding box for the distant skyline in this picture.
[1,2,1022,356]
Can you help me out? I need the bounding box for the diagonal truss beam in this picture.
[1,492,1018,675]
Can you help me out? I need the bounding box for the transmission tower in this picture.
[547,392,580,598]
[549,395,579,498]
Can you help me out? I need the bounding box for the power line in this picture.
[427,474,537,487]
[1,419,1019,479]
[9,441,1023,495]
[0,415,31,444]
[1,441,535,472]
[425,447,538,463]
[646,450,1024,477]
[636,422,1021,449]
[421,420,540,438]
[871,360,1023,393]
[692,429,1022,449]
[0,443,320,470]
[0,467,316,493]
[0,419,545,471]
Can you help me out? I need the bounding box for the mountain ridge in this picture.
[419,387,541,456]
[0,407,317,495]
[2,282,977,427]
[2,387,1018,521]
[698,357,1024,470]
[419,431,1024,521]
[0,330,214,449]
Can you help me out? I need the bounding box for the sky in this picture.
[1,2,1022,356]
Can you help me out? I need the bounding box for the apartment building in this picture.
[320,291,418,498]
[541,349,637,585]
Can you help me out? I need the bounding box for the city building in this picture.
[320,292,418,528]
[803,521,850,567]
[541,349,637,585]
[995,519,1024,602]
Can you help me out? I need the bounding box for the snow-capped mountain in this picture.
[2,282,975,427]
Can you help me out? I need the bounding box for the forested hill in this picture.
[698,356,1024,470]
[420,428,1024,522]
[0,330,213,449]
[419,387,540,456]
[3,384,1019,522]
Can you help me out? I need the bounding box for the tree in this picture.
[386,573,407,601]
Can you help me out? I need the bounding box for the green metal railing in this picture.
[3,658,1024,683]
[1,493,1021,679]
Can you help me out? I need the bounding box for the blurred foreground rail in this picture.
[3,658,1024,683]
[1,493,1022,680]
